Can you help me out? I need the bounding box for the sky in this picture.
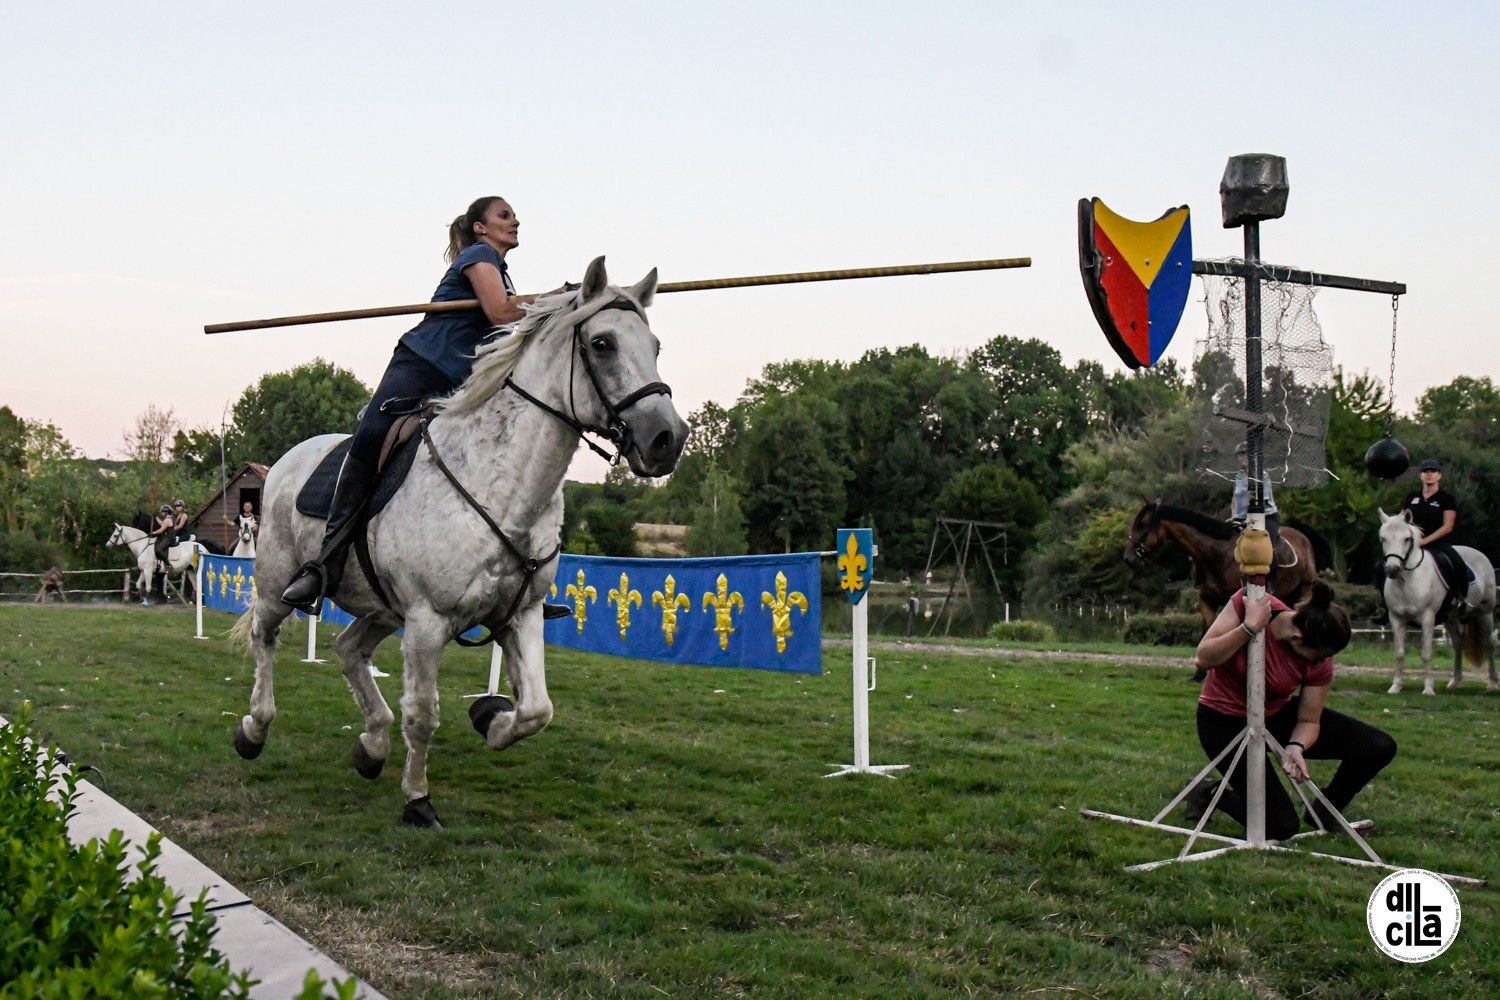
[3,2,1496,482]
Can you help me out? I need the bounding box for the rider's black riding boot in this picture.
[281,455,378,613]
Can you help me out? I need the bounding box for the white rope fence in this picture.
[0,568,133,603]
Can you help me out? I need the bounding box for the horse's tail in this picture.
[228,598,256,651]
[1462,618,1487,668]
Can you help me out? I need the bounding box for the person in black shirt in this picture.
[1402,458,1468,613]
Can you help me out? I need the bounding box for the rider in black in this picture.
[280,196,561,613]
[1404,458,1468,615]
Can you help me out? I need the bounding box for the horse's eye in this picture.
[591,335,615,352]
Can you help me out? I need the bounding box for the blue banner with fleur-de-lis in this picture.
[544,552,822,674]
[200,554,258,615]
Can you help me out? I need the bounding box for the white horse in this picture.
[230,257,688,828]
[232,514,257,558]
[1378,509,1497,695]
[106,523,199,602]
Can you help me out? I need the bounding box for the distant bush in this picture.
[1328,581,1383,620]
[0,708,353,999]
[1123,613,1206,647]
[987,620,1058,643]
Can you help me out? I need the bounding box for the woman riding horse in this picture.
[281,196,567,612]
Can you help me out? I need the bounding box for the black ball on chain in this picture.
[1365,435,1410,479]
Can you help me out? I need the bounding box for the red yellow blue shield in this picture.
[1078,198,1192,369]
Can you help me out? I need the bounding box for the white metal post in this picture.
[487,644,504,696]
[194,547,207,639]
[1244,515,1268,846]
[302,610,325,664]
[852,598,870,770]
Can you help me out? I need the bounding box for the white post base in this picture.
[825,763,910,779]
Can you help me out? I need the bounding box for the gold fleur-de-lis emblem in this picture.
[652,575,692,647]
[232,567,247,600]
[564,570,597,633]
[760,571,809,654]
[249,575,257,599]
[702,573,745,650]
[838,532,868,596]
[607,572,642,639]
[219,569,229,599]
[206,566,218,593]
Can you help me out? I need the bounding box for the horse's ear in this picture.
[629,267,658,308]
[581,256,609,302]
[1378,507,1390,522]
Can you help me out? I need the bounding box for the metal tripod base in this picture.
[1082,724,1486,887]
[825,763,910,779]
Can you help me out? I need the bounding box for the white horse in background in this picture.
[106,523,200,602]
[230,257,689,828]
[1378,508,1497,695]
[232,513,257,558]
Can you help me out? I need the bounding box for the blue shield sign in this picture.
[836,529,874,605]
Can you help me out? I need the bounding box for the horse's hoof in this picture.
[351,737,385,780]
[468,694,514,738]
[1387,683,1402,695]
[401,795,443,830]
[233,721,264,760]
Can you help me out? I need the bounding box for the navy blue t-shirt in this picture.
[399,242,515,385]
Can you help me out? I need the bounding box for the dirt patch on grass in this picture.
[255,888,518,996]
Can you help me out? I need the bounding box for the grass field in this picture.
[2,606,1496,999]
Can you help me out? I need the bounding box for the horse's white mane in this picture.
[437,290,582,417]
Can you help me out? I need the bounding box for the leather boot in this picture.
[281,455,378,613]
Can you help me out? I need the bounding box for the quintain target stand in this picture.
[1081,154,1483,887]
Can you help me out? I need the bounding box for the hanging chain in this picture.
[1386,294,1400,435]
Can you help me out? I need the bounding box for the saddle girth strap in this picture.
[418,418,562,640]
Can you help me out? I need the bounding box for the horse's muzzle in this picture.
[624,406,690,478]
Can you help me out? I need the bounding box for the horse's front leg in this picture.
[1419,612,1439,696]
[397,609,448,829]
[477,604,554,751]
[1388,616,1407,695]
[336,616,399,779]
[235,598,291,758]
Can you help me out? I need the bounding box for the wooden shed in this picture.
[189,463,269,552]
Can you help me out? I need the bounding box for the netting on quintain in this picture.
[1194,264,1334,490]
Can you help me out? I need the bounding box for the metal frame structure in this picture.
[1083,154,1483,887]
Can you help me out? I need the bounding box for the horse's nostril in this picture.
[648,428,673,460]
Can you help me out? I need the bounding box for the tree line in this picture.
[4,345,1497,618]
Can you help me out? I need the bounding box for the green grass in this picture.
[2,607,1497,999]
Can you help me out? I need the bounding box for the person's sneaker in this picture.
[1185,779,1220,823]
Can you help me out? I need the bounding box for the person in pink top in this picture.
[1188,581,1396,839]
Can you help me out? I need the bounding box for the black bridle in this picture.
[1384,530,1424,573]
[503,297,672,464]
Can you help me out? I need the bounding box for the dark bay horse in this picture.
[1125,500,1319,629]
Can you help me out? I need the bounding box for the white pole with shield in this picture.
[827,528,908,778]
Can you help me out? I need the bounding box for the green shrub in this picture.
[0,708,353,999]
[1328,581,1383,620]
[1122,612,1206,647]
[987,620,1058,643]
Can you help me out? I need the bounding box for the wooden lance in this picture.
[202,257,1031,334]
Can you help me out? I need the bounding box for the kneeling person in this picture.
[1191,581,1395,840]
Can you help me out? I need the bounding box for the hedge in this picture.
[0,707,353,999]
[1121,613,1207,647]
[987,620,1059,643]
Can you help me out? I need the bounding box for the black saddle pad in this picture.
[295,435,421,520]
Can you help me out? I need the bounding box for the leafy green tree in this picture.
[231,359,370,465]
[966,336,1088,499]
[0,406,26,532]
[740,393,848,553]
[686,463,748,556]
[579,499,637,557]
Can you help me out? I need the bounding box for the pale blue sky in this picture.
[3,2,1494,479]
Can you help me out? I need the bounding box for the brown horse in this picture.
[1124,500,1319,628]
